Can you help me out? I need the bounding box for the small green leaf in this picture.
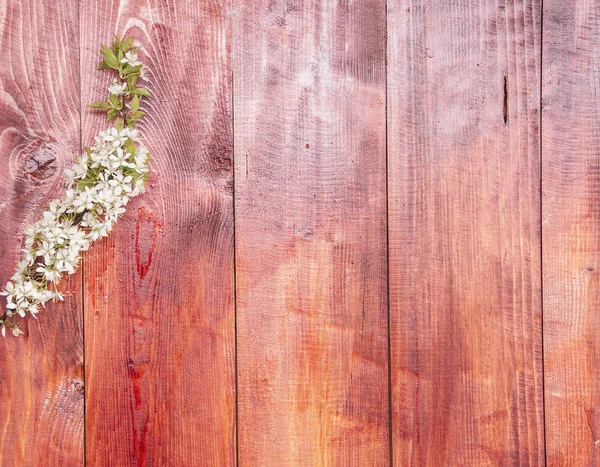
[108,94,120,108]
[132,87,151,97]
[130,94,140,113]
[127,75,139,89]
[132,110,146,119]
[89,101,111,110]
[98,61,110,70]
[107,108,117,120]
[77,179,95,190]
[123,64,142,76]
[122,37,135,51]
[125,138,136,154]
[115,117,124,131]
[101,45,120,69]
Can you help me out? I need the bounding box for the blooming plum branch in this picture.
[0,36,151,337]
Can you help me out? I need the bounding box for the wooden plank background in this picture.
[0,0,598,466]
[387,0,545,465]
[80,0,236,465]
[0,0,84,465]
[234,1,389,465]
[542,0,600,465]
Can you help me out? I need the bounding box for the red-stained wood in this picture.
[80,1,236,465]
[0,0,84,465]
[542,2,600,464]
[387,1,544,464]
[233,1,389,465]
[5,0,600,462]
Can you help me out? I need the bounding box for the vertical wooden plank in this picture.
[0,0,84,465]
[388,0,544,464]
[80,1,235,464]
[234,1,389,465]
[542,2,600,464]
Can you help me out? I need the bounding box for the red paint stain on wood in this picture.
[135,206,159,280]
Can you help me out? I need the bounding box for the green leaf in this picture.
[89,101,111,110]
[132,110,146,119]
[101,45,120,70]
[132,87,151,97]
[107,108,117,120]
[123,64,142,76]
[98,61,110,70]
[127,75,139,89]
[125,138,136,154]
[122,37,135,51]
[77,179,95,190]
[115,117,124,131]
[108,94,120,109]
[130,94,140,113]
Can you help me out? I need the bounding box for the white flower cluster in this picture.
[0,126,149,337]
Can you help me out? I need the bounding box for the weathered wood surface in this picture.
[233,0,390,465]
[1,0,600,465]
[0,0,84,466]
[80,0,236,465]
[387,0,545,464]
[542,1,600,465]
[0,0,84,465]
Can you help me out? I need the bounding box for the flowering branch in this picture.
[0,36,151,337]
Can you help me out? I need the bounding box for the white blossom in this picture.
[108,78,127,95]
[0,124,149,336]
[121,51,142,67]
[0,35,151,337]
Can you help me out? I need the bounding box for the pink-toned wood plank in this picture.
[80,1,235,464]
[387,0,544,464]
[542,1,600,464]
[234,1,389,465]
[0,0,84,465]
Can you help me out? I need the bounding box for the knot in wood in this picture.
[26,147,57,180]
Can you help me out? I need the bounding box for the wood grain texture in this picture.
[542,1,600,464]
[0,0,84,465]
[387,0,544,465]
[80,1,235,465]
[233,1,389,465]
